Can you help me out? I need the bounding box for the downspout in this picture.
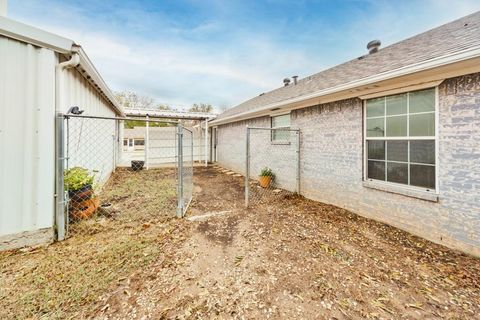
[54,53,79,242]
[55,53,80,112]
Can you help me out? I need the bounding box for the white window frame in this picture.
[363,87,439,194]
[270,112,291,144]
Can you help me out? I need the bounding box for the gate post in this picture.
[296,130,301,194]
[55,113,67,240]
[145,115,149,170]
[176,124,184,217]
[245,126,250,208]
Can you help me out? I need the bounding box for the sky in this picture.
[8,0,480,111]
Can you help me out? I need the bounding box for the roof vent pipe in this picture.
[0,0,7,17]
[283,78,291,86]
[292,75,298,85]
[367,40,381,54]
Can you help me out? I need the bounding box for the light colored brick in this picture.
[216,73,480,257]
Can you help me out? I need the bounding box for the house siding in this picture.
[215,72,480,257]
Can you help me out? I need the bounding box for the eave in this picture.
[211,46,480,126]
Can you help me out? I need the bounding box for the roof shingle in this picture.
[217,11,480,121]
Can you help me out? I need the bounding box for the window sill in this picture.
[271,141,291,145]
[363,180,439,202]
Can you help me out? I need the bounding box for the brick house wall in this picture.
[215,72,480,257]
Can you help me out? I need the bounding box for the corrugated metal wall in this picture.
[0,35,119,245]
[62,65,118,184]
[0,36,56,238]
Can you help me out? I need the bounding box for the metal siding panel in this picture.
[62,67,117,183]
[0,36,56,237]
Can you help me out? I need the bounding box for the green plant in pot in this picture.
[259,167,275,188]
[64,167,100,220]
[64,166,95,204]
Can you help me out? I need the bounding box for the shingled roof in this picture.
[216,11,480,123]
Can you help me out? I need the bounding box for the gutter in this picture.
[0,16,124,117]
[211,45,480,126]
[71,45,125,116]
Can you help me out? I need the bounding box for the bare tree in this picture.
[115,91,172,110]
[189,103,213,113]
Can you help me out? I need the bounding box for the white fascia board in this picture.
[211,45,480,126]
[73,46,125,116]
[0,16,73,53]
[0,16,123,116]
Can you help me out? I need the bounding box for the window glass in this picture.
[368,140,385,160]
[367,118,384,137]
[387,162,408,184]
[387,141,408,162]
[386,115,407,137]
[410,164,435,189]
[134,139,144,146]
[272,114,290,128]
[272,129,290,141]
[409,89,435,113]
[410,140,435,164]
[271,114,291,142]
[410,113,435,136]
[365,88,436,191]
[368,161,385,181]
[123,139,128,146]
[366,97,385,117]
[386,93,407,115]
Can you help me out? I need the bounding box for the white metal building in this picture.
[0,13,123,250]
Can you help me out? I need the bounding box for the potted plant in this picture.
[259,167,275,188]
[64,167,99,219]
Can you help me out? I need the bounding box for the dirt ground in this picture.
[93,166,480,319]
[1,166,479,319]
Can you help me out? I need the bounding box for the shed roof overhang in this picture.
[210,46,480,126]
[0,16,124,116]
[124,108,217,121]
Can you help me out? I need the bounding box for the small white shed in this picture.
[0,15,123,250]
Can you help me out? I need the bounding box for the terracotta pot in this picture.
[70,197,100,220]
[258,175,272,188]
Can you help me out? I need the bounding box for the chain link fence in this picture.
[56,114,193,238]
[245,126,300,207]
[177,126,193,217]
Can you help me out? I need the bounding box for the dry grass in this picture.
[0,168,183,319]
[2,166,480,319]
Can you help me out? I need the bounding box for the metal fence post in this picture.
[55,113,67,240]
[191,129,194,173]
[245,126,250,207]
[145,115,150,170]
[204,119,208,167]
[177,124,184,217]
[296,130,301,194]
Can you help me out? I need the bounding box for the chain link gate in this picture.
[176,125,194,217]
[245,126,300,207]
[55,114,194,239]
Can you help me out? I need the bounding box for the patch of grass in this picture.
[0,168,181,319]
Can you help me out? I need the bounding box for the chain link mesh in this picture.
[246,127,300,207]
[62,116,191,236]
